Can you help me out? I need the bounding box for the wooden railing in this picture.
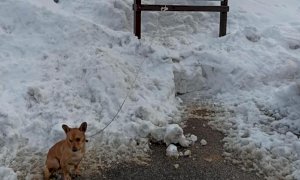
[133,0,229,39]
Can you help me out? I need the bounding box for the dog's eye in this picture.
[69,139,73,143]
[76,138,80,142]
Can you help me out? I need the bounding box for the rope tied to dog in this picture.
[88,51,146,139]
[88,14,162,140]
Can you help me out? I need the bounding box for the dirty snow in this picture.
[0,0,300,179]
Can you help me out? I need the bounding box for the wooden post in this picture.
[219,0,228,37]
[133,0,141,39]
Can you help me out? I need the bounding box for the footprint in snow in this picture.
[288,41,300,50]
[244,27,261,43]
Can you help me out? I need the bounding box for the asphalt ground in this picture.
[79,107,263,180]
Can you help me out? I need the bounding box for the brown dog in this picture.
[44,122,87,180]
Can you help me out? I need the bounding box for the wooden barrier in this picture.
[133,0,229,39]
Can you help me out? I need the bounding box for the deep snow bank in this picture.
[171,0,300,179]
[0,0,184,178]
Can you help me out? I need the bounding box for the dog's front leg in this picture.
[61,162,71,180]
[74,163,81,177]
[62,169,71,180]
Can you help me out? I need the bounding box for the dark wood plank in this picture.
[139,5,229,12]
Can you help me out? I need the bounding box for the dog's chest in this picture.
[69,152,83,165]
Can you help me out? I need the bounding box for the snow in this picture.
[183,149,192,157]
[186,134,198,145]
[0,0,300,179]
[200,139,207,146]
[0,167,17,180]
[164,124,191,147]
[166,144,179,158]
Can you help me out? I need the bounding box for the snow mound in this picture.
[150,124,194,148]
[0,0,182,178]
[164,124,191,147]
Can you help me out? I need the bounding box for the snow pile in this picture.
[150,123,196,146]
[0,0,183,178]
[173,0,300,179]
[164,124,191,147]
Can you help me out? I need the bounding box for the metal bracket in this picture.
[161,5,168,11]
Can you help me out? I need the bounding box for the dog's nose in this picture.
[72,147,78,152]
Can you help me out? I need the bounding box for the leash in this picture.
[53,0,142,141]
[88,49,146,139]
[88,2,163,140]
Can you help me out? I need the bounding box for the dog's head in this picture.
[62,122,87,152]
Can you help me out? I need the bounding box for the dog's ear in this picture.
[62,124,71,134]
[79,122,87,132]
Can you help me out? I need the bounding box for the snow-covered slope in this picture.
[0,0,181,179]
[0,0,300,179]
[172,0,300,179]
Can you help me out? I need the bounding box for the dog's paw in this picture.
[63,175,72,180]
[72,173,81,178]
[49,173,61,179]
